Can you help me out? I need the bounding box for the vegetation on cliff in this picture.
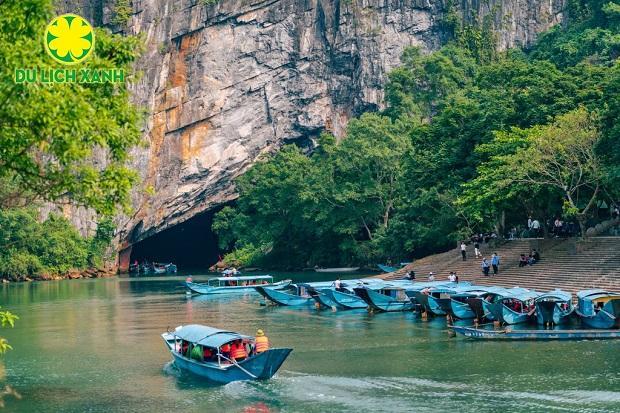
[0,0,142,279]
[215,0,620,268]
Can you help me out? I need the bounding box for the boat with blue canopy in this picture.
[488,288,541,325]
[408,283,477,317]
[355,280,458,312]
[311,279,387,310]
[575,289,620,329]
[161,324,292,384]
[535,289,574,326]
[185,275,291,295]
[447,286,509,319]
[255,281,335,306]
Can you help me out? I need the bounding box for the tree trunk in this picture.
[576,214,587,238]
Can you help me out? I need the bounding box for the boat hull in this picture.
[167,347,292,384]
[452,326,620,341]
[577,311,618,329]
[255,286,313,306]
[354,287,413,312]
[451,299,476,319]
[310,289,338,308]
[324,289,368,309]
[315,267,360,273]
[490,303,531,325]
[186,280,291,295]
[535,301,573,325]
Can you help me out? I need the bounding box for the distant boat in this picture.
[314,267,360,273]
[161,324,292,384]
[488,288,541,325]
[256,282,335,306]
[575,289,620,329]
[186,275,291,295]
[377,264,398,273]
[451,325,620,341]
[535,290,574,326]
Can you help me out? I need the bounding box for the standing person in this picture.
[527,216,533,231]
[460,242,467,261]
[474,241,481,258]
[448,272,456,282]
[428,272,435,281]
[531,219,541,237]
[334,278,342,292]
[613,205,619,219]
[255,329,269,354]
[491,253,500,275]
[481,258,490,277]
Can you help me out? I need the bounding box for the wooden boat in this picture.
[488,288,541,325]
[465,287,515,321]
[535,289,574,326]
[452,325,620,341]
[353,280,443,312]
[408,283,475,316]
[377,264,398,273]
[186,275,291,295]
[575,289,620,329]
[162,324,292,384]
[255,282,334,306]
[314,267,360,273]
[449,286,508,319]
[312,279,388,310]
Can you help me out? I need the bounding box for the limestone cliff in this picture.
[59,0,565,258]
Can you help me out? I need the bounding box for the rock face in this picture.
[60,0,565,253]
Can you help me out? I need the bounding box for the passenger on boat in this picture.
[203,346,214,362]
[231,340,248,361]
[220,343,232,362]
[255,329,269,354]
[181,340,189,356]
[448,272,456,282]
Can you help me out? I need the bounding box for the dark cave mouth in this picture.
[129,206,228,271]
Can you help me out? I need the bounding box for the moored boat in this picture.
[314,267,360,273]
[451,325,620,341]
[408,283,475,317]
[489,288,541,325]
[353,280,434,312]
[161,324,292,384]
[575,289,620,329]
[256,281,334,306]
[312,279,388,310]
[535,289,574,326]
[186,275,291,295]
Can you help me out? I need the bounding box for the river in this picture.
[1,274,619,412]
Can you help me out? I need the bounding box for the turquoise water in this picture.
[1,275,619,412]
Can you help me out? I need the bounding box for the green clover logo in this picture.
[44,14,95,65]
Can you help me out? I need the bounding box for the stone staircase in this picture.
[379,237,620,294]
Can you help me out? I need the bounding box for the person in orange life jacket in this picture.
[231,340,248,361]
[255,329,269,354]
[220,342,232,362]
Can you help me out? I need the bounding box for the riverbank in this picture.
[1,267,116,283]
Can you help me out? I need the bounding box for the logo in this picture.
[44,14,95,65]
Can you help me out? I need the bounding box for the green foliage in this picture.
[112,0,133,26]
[0,0,143,215]
[215,0,620,265]
[0,209,113,280]
[0,307,18,354]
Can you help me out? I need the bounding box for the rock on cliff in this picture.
[59,0,565,253]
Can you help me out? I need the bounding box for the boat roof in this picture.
[172,324,251,348]
[536,289,572,301]
[500,288,541,301]
[210,275,273,282]
[576,289,619,299]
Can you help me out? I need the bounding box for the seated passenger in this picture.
[203,346,214,361]
[220,343,232,363]
[231,340,248,362]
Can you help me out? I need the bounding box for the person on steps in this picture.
[491,253,500,275]
[481,258,490,277]
[474,241,481,258]
[460,242,467,261]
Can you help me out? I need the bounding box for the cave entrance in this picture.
[129,206,227,272]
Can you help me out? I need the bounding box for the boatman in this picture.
[255,329,269,354]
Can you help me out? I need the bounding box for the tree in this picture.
[0,0,142,215]
[460,108,607,237]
